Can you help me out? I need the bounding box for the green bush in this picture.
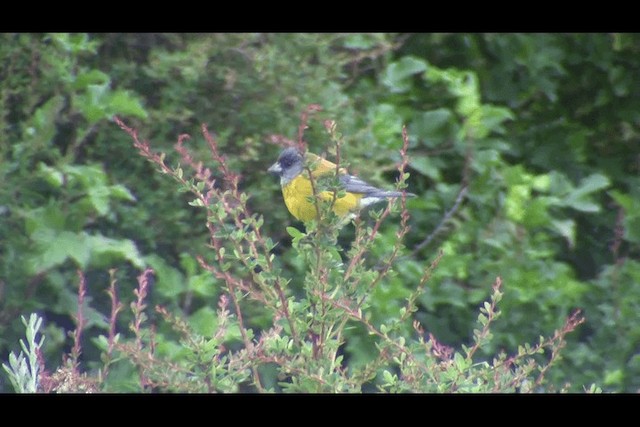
[3,121,588,392]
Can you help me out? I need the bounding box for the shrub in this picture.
[3,115,590,392]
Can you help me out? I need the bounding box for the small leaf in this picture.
[550,219,576,248]
[189,307,218,336]
[74,69,110,90]
[573,173,611,198]
[109,184,136,202]
[27,95,65,145]
[409,155,441,180]
[371,104,403,148]
[562,173,610,213]
[87,186,111,216]
[286,226,304,239]
[382,370,396,385]
[603,369,624,386]
[188,274,218,297]
[342,34,384,49]
[410,108,454,142]
[107,90,148,119]
[146,254,185,298]
[478,104,515,135]
[28,230,90,273]
[38,163,64,188]
[382,56,428,93]
[532,174,551,192]
[87,234,145,269]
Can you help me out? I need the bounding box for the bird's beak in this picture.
[268,162,282,175]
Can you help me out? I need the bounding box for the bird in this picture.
[268,147,413,222]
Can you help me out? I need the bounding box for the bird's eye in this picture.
[280,151,299,168]
[281,156,292,168]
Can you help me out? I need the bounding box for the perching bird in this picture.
[268,147,413,222]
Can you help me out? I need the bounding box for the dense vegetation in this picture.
[1,33,638,392]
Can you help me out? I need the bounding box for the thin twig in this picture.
[101,269,124,381]
[409,185,468,257]
[71,269,87,372]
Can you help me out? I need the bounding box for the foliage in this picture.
[0,33,148,375]
[3,122,586,392]
[2,314,44,393]
[2,33,638,392]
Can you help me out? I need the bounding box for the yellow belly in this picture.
[282,174,362,222]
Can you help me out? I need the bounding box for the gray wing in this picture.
[339,174,404,198]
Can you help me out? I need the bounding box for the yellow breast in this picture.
[282,173,362,222]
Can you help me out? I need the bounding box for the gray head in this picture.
[268,147,304,185]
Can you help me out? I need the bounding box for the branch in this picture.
[409,184,468,256]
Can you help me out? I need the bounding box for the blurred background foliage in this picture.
[1,33,639,392]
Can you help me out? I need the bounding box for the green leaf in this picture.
[28,230,91,273]
[342,34,385,49]
[29,229,145,273]
[505,184,530,222]
[453,352,469,370]
[63,163,108,187]
[50,33,97,54]
[38,162,64,188]
[409,155,441,180]
[107,90,148,119]
[563,198,599,213]
[189,307,218,337]
[572,173,610,198]
[109,184,137,202]
[86,234,145,269]
[371,103,403,148]
[93,335,110,352]
[25,238,64,274]
[532,174,551,191]
[23,204,66,236]
[609,190,640,243]
[87,185,111,216]
[522,198,551,227]
[609,190,633,211]
[413,108,454,140]
[286,226,304,239]
[381,369,396,385]
[609,66,632,97]
[425,67,480,117]
[26,95,65,146]
[74,69,110,90]
[382,56,428,93]
[145,254,185,298]
[84,83,110,123]
[188,273,218,298]
[604,369,624,386]
[550,219,576,247]
[60,231,92,267]
[557,173,610,213]
[179,252,199,276]
[478,104,515,135]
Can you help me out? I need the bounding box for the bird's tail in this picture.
[359,190,415,208]
[378,190,416,198]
